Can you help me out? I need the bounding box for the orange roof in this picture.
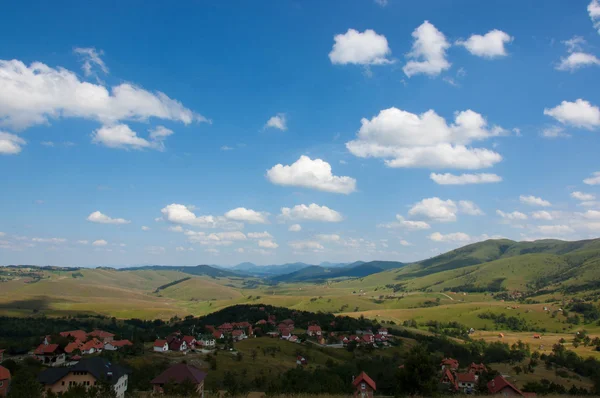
[88,330,115,338]
[457,373,476,383]
[81,338,103,351]
[60,330,88,341]
[353,371,376,391]
[154,339,167,347]
[34,343,60,355]
[64,341,83,353]
[0,365,11,380]
[182,336,196,345]
[110,340,133,347]
[232,330,244,337]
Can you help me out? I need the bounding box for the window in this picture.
[0,381,3,387]
[62,381,65,386]
[361,383,366,390]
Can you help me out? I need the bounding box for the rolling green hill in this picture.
[119,264,245,278]
[271,260,406,282]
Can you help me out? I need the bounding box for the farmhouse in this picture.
[197,334,216,348]
[231,330,246,341]
[153,340,169,352]
[487,375,527,397]
[377,328,388,335]
[212,331,224,340]
[150,363,207,397]
[64,341,83,354]
[456,373,477,393]
[33,343,66,367]
[307,325,322,336]
[0,365,11,397]
[352,371,376,398]
[218,323,234,333]
[182,336,197,349]
[169,339,188,352]
[38,357,130,398]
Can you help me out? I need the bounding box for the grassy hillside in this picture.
[272,261,405,283]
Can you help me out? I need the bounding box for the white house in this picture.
[197,335,216,348]
[153,340,169,352]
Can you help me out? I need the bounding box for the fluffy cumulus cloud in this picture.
[280,204,343,222]
[91,124,177,151]
[378,215,431,230]
[584,171,600,185]
[247,231,273,239]
[329,29,392,66]
[496,210,528,220]
[87,211,130,225]
[160,204,242,229]
[459,200,484,215]
[288,224,302,232]
[264,113,287,131]
[266,155,356,194]
[258,240,278,249]
[0,57,207,153]
[288,240,324,251]
[456,30,513,58]
[572,191,595,201]
[0,132,26,155]
[429,232,471,242]
[430,172,502,185]
[403,21,451,77]
[92,239,108,246]
[590,0,600,34]
[531,211,553,220]
[519,195,551,207]
[224,207,269,224]
[557,52,600,72]
[408,197,458,222]
[544,99,600,130]
[346,107,505,169]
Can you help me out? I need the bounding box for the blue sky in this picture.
[1,0,600,267]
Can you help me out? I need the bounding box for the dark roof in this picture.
[38,357,130,386]
[151,363,207,385]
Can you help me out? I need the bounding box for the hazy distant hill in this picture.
[119,264,244,278]
[230,262,312,277]
[271,260,406,283]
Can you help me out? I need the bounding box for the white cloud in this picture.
[584,171,600,185]
[280,204,343,222]
[204,248,219,254]
[0,132,26,155]
[221,145,234,151]
[87,210,130,225]
[346,107,505,169]
[248,231,273,239]
[74,47,108,77]
[329,29,392,66]
[160,204,242,229]
[149,125,174,140]
[288,224,302,232]
[141,226,150,231]
[374,0,388,6]
[0,59,206,131]
[408,197,458,222]
[77,240,89,245]
[534,225,575,235]
[429,232,471,242]
[32,237,67,244]
[266,155,356,194]
[458,200,484,215]
[496,210,528,220]
[590,0,600,34]
[185,230,247,246]
[531,211,553,221]
[383,215,431,230]
[92,124,178,151]
[456,30,513,58]
[168,225,184,232]
[399,239,412,246]
[541,126,570,138]
[265,113,287,131]
[403,21,451,77]
[544,99,600,130]
[579,210,600,219]
[288,240,324,251]
[557,52,600,71]
[92,239,108,246]
[224,207,269,224]
[258,240,279,249]
[315,234,341,242]
[580,201,600,207]
[520,195,551,207]
[572,191,595,201]
[430,172,502,185]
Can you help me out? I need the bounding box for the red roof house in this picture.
[378,328,388,335]
[182,336,196,347]
[59,330,88,341]
[169,340,188,352]
[33,344,65,366]
[150,363,207,395]
[468,362,487,374]
[232,330,246,340]
[0,365,11,397]
[441,368,456,390]
[487,375,525,396]
[218,323,234,333]
[307,325,322,336]
[456,373,477,393]
[153,340,169,352]
[212,331,224,340]
[88,330,115,342]
[441,358,459,371]
[352,372,376,398]
[81,338,104,355]
[288,335,299,343]
[64,341,83,354]
[104,340,133,350]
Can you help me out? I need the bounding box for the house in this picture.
[197,334,216,348]
[307,325,322,336]
[60,330,88,341]
[182,336,197,349]
[374,334,387,342]
[296,356,307,366]
[169,340,188,352]
[377,328,388,336]
[153,340,169,352]
[468,363,487,375]
[533,334,541,339]
[440,368,456,388]
[441,358,459,371]
[64,341,83,354]
[80,338,104,355]
[456,373,477,393]
[104,340,133,351]
[212,331,224,340]
[281,319,295,328]
[255,319,267,326]
[235,321,252,330]
[88,330,115,343]
[487,375,526,397]
[231,330,246,341]
[0,365,11,397]
[218,323,233,333]
[38,357,130,398]
[33,344,66,366]
[280,328,292,340]
[150,363,207,397]
[288,335,299,343]
[362,334,374,344]
[352,371,376,398]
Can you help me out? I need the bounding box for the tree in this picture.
[513,365,523,375]
[8,370,43,398]
[395,344,439,397]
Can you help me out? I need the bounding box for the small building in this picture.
[487,375,527,397]
[218,323,233,333]
[64,341,83,355]
[197,334,216,348]
[153,340,169,352]
[352,371,376,398]
[468,362,487,375]
[440,368,455,388]
[33,344,66,367]
[80,338,104,355]
[440,358,459,371]
[169,339,188,352]
[456,373,477,393]
[212,331,224,340]
[378,328,388,336]
[288,335,299,343]
[0,365,11,397]
[150,363,207,397]
[231,330,246,341]
[307,325,322,336]
[37,357,130,398]
[296,356,307,366]
[280,328,292,340]
[88,330,115,343]
[182,336,197,349]
[104,340,133,351]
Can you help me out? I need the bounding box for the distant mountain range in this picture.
[118,264,245,278]
[270,260,405,283]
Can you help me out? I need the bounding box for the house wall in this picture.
[44,372,98,395]
[153,345,167,352]
[497,386,522,396]
[353,386,374,398]
[0,378,10,397]
[37,354,66,367]
[113,375,128,398]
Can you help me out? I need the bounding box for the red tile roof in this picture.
[232,330,244,337]
[88,330,115,339]
[110,340,133,347]
[307,325,321,332]
[0,365,11,381]
[441,358,459,368]
[60,330,88,341]
[457,373,476,383]
[34,344,60,355]
[151,363,207,385]
[64,341,83,353]
[487,375,523,396]
[154,340,168,348]
[169,340,186,351]
[353,371,376,391]
[213,331,223,339]
[81,338,104,352]
[182,336,196,345]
